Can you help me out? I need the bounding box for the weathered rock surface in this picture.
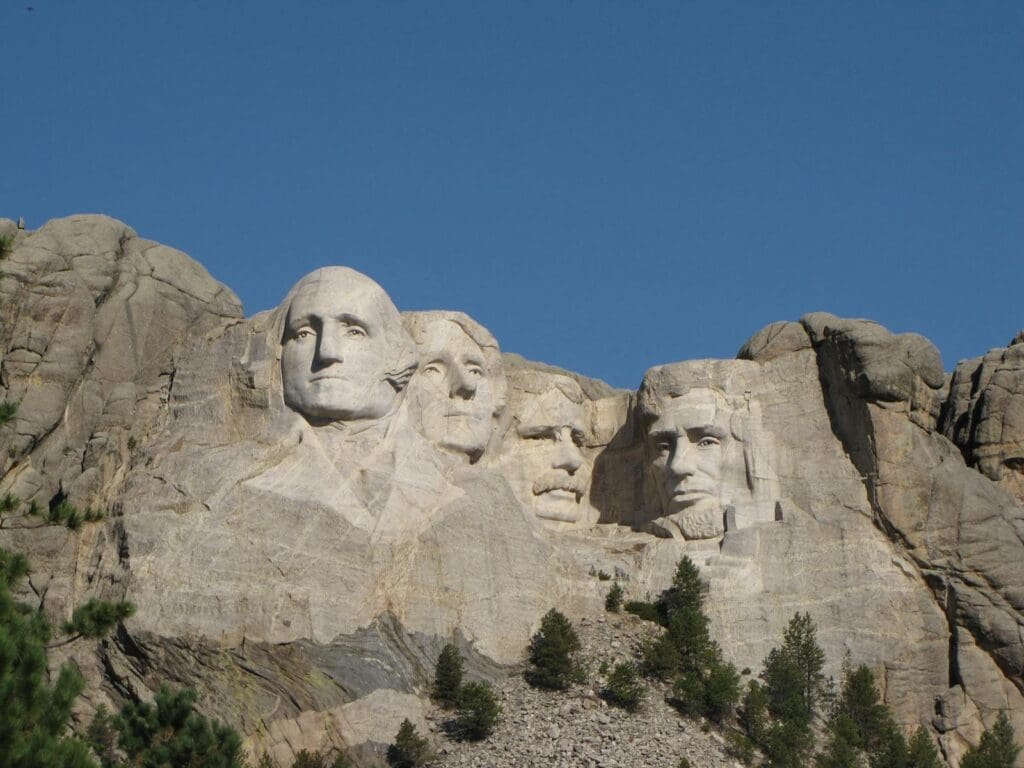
[1,215,1023,766]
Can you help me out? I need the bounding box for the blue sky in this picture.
[3,2,1021,388]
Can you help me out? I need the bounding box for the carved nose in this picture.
[450,368,477,400]
[552,431,584,474]
[668,445,696,478]
[315,327,344,366]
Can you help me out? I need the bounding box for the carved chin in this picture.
[652,507,724,540]
[532,490,582,522]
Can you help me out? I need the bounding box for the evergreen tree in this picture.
[868,723,909,768]
[605,582,624,612]
[832,664,891,752]
[741,680,771,747]
[658,555,707,622]
[387,718,430,768]
[432,643,464,709]
[114,685,244,768]
[816,714,862,768]
[454,681,501,740]
[763,613,826,726]
[601,661,645,713]
[961,712,1019,768]
[85,705,119,768]
[905,727,941,768]
[0,548,98,768]
[704,660,742,724]
[525,609,584,690]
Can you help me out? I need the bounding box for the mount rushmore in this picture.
[0,215,1022,764]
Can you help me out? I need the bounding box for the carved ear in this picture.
[386,362,418,392]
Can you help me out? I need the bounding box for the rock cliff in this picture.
[1,215,1021,766]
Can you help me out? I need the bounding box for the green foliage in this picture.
[114,685,244,768]
[816,714,863,768]
[525,609,584,690]
[704,660,742,724]
[0,399,18,425]
[832,664,892,753]
[905,727,942,768]
[961,712,1020,768]
[605,582,624,612]
[597,570,612,581]
[764,718,815,768]
[625,600,663,624]
[670,670,706,717]
[290,749,354,768]
[0,233,13,259]
[432,643,464,709]
[0,547,98,768]
[601,661,645,712]
[762,613,826,726]
[59,598,135,642]
[659,555,707,619]
[387,718,430,768]
[454,681,501,740]
[725,731,757,766]
[677,758,693,768]
[641,633,682,681]
[85,705,119,768]
[741,680,771,746]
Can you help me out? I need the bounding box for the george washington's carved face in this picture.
[281,268,406,424]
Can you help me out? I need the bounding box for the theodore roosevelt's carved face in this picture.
[502,375,591,524]
[405,316,499,462]
[281,268,408,424]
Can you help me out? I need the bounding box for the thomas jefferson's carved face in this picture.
[407,319,497,461]
[281,270,400,423]
[503,384,590,523]
[647,388,729,521]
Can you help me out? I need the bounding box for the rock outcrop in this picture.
[1,215,1023,766]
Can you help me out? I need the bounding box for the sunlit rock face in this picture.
[403,311,505,463]
[638,361,779,539]
[495,369,597,528]
[2,215,1024,765]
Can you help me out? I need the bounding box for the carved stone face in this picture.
[503,383,590,523]
[406,318,497,461]
[646,388,729,525]
[281,268,402,423]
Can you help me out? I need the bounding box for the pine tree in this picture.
[387,718,430,767]
[601,661,645,712]
[905,727,941,768]
[432,643,464,709]
[0,548,99,768]
[816,714,862,768]
[605,582,624,612]
[454,681,501,740]
[961,712,1019,768]
[763,613,826,726]
[833,664,891,752]
[114,685,244,768]
[525,609,584,690]
[658,555,707,622]
[704,660,742,724]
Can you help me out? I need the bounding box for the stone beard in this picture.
[279,267,415,425]
[499,373,593,525]
[404,312,505,463]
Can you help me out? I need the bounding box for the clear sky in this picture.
[3,2,1021,388]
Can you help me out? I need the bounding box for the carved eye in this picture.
[655,441,672,454]
[571,430,585,447]
[696,436,720,449]
[346,326,367,338]
[295,328,315,340]
[422,362,444,376]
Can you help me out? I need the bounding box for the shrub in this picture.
[0,399,17,425]
[816,714,862,768]
[659,555,707,620]
[740,680,771,746]
[291,748,355,768]
[670,670,706,717]
[763,718,815,768]
[432,643,464,709]
[605,582,624,612]
[961,712,1019,768]
[725,730,757,765]
[454,681,501,740]
[625,600,663,625]
[387,718,430,767]
[597,570,612,581]
[601,661,645,712]
[525,609,584,690]
[641,633,682,681]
